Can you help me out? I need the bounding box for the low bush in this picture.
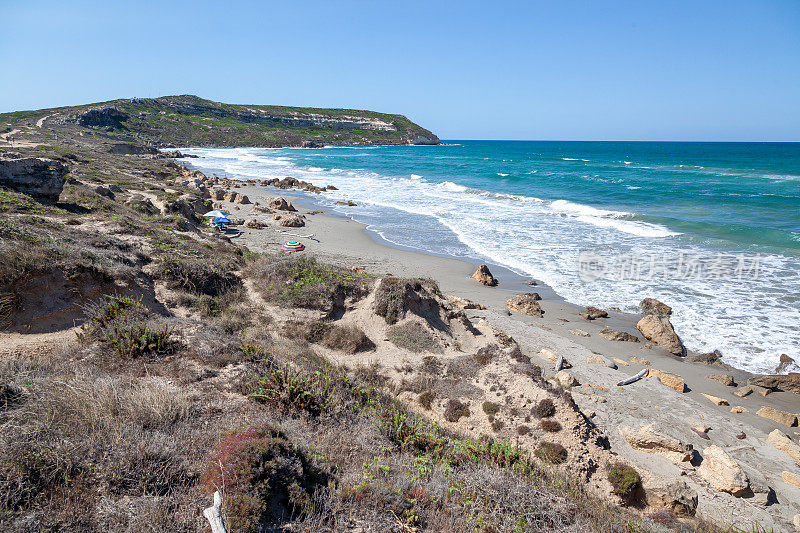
[474,345,499,365]
[374,277,440,325]
[320,324,375,354]
[154,253,240,297]
[533,397,556,418]
[201,424,326,531]
[444,399,470,422]
[517,425,530,436]
[417,390,435,410]
[482,401,500,416]
[540,419,562,432]
[607,462,641,504]
[387,321,441,353]
[244,255,371,312]
[535,441,568,464]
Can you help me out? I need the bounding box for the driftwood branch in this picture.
[203,491,227,533]
[555,355,566,371]
[617,369,648,387]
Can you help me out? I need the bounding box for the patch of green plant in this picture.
[607,462,641,504]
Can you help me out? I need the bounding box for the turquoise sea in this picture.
[182,141,800,373]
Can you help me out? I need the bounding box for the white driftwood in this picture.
[203,491,227,533]
[555,355,566,371]
[617,369,648,387]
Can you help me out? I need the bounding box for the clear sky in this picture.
[2,0,799,141]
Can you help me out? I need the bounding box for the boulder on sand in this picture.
[580,306,608,320]
[644,480,698,516]
[640,298,672,316]
[506,293,543,317]
[245,218,264,229]
[598,327,639,343]
[756,406,798,427]
[619,424,693,463]
[273,213,305,227]
[636,315,685,356]
[697,445,750,496]
[268,196,297,211]
[469,264,497,286]
[647,369,686,393]
[707,373,736,386]
[766,429,800,464]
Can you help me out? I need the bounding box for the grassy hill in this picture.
[0,95,440,147]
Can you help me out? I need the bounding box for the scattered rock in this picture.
[570,329,590,337]
[598,328,639,343]
[245,218,264,229]
[444,295,486,310]
[736,432,747,440]
[688,349,723,365]
[766,429,800,464]
[782,471,800,488]
[613,357,630,366]
[647,369,685,393]
[586,355,616,368]
[640,298,672,317]
[470,265,497,286]
[0,156,68,201]
[554,370,578,388]
[273,213,305,227]
[749,373,800,395]
[645,480,698,516]
[94,185,115,198]
[730,406,748,414]
[752,385,772,397]
[631,356,650,366]
[707,373,735,386]
[506,294,543,317]
[301,140,325,148]
[697,445,750,496]
[235,194,250,204]
[580,306,608,320]
[619,424,693,463]
[756,406,798,427]
[733,386,753,398]
[636,315,685,355]
[335,200,357,206]
[701,393,728,406]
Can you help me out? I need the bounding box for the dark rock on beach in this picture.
[640,298,672,317]
[470,265,497,286]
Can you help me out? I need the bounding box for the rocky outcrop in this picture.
[636,315,685,355]
[506,293,543,317]
[640,298,672,316]
[749,373,800,394]
[619,424,693,463]
[688,349,723,365]
[701,393,728,406]
[301,140,325,148]
[268,197,297,211]
[707,373,735,386]
[554,370,578,388]
[698,446,749,496]
[469,265,497,286]
[598,328,639,343]
[0,156,67,201]
[107,143,159,155]
[766,430,800,464]
[444,295,486,310]
[78,107,129,129]
[644,480,698,516]
[245,218,265,229]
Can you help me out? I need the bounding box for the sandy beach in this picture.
[208,181,800,530]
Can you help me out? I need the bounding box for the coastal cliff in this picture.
[4,94,440,148]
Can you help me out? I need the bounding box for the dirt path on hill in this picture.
[0,327,80,358]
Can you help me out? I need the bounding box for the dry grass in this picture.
[387,321,442,353]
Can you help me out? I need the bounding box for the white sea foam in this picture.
[179,146,800,374]
[562,157,590,162]
[497,173,510,177]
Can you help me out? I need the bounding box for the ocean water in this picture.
[180,141,800,374]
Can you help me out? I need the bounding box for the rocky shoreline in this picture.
[180,166,800,531]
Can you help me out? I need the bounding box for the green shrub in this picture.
[535,442,567,464]
[250,363,338,416]
[387,322,441,353]
[444,399,470,422]
[607,462,641,504]
[482,401,500,416]
[154,254,240,297]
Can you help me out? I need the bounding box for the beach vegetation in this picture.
[387,321,442,353]
[607,462,642,504]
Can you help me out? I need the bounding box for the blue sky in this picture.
[1,1,799,141]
